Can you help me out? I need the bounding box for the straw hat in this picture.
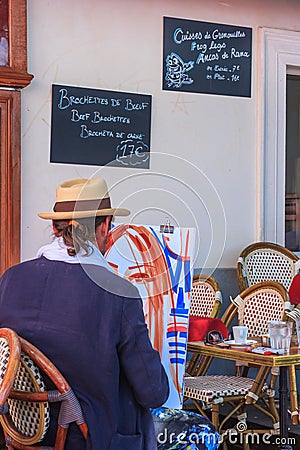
[38,178,130,220]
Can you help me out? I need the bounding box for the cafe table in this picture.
[187,340,300,450]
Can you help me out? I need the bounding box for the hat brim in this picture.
[38,207,130,220]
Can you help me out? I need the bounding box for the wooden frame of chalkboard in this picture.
[50,84,152,169]
[163,17,252,97]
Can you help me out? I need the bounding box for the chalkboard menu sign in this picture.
[163,17,252,97]
[50,84,152,168]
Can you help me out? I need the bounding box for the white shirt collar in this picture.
[36,236,114,272]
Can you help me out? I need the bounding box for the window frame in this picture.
[258,27,300,245]
[0,0,33,87]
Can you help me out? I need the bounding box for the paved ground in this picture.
[216,403,300,449]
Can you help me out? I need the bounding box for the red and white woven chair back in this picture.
[189,275,222,318]
[232,282,289,337]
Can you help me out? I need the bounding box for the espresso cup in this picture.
[232,325,248,344]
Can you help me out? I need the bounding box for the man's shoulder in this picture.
[4,256,66,272]
[83,264,141,299]
[1,258,141,300]
[2,257,40,274]
[0,259,41,288]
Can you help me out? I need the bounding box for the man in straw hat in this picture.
[0,177,169,450]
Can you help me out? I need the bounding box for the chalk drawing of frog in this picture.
[165,52,194,88]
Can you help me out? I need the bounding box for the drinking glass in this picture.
[268,321,292,352]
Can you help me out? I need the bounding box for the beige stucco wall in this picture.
[21,0,300,269]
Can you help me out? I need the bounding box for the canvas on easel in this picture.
[105,224,195,409]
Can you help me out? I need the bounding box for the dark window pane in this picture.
[285,75,300,252]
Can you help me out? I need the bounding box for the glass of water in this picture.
[268,321,293,352]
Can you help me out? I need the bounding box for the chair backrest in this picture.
[0,333,88,449]
[224,281,290,337]
[0,328,21,410]
[237,241,300,292]
[189,274,222,318]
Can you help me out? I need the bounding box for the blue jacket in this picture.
[0,257,169,449]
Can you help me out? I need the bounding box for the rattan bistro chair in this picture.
[186,275,222,377]
[0,329,21,413]
[184,281,290,447]
[236,241,300,424]
[237,241,300,292]
[0,334,88,450]
[189,274,222,319]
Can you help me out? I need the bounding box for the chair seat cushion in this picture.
[184,375,256,402]
[188,317,229,342]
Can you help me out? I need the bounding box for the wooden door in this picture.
[0,90,21,274]
[0,0,33,274]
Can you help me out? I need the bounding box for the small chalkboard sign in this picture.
[163,17,252,97]
[50,84,152,168]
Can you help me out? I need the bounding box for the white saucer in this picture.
[225,339,257,348]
